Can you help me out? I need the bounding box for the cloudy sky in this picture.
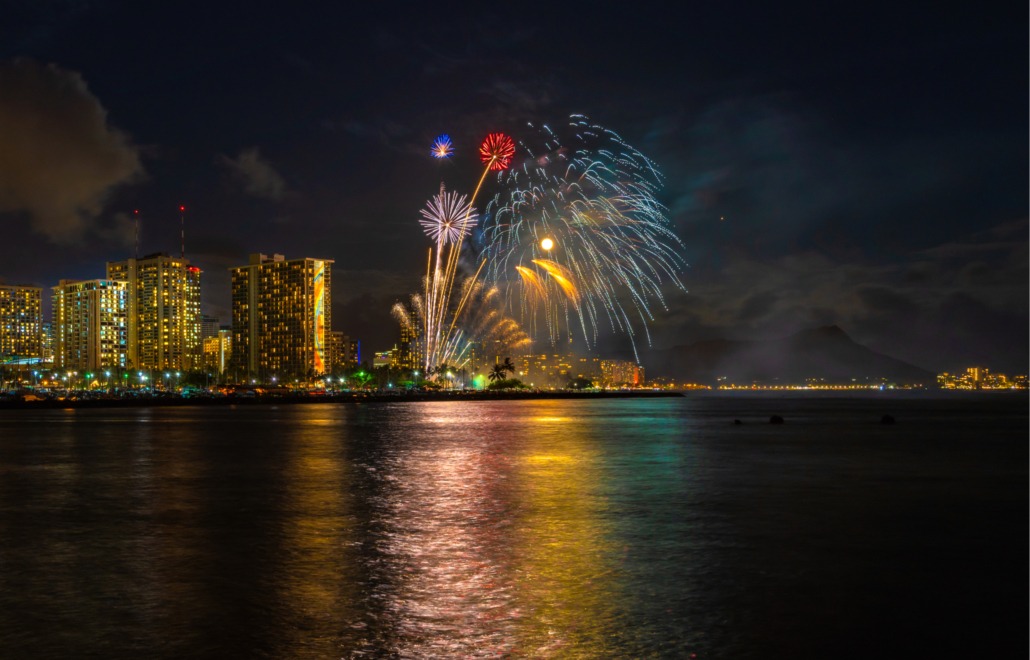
[1,1,1025,373]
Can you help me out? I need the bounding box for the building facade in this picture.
[203,328,232,375]
[107,253,202,372]
[0,284,43,364]
[51,279,127,372]
[600,359,645,387]
[41,322,55,366]
[230,253,332,380]
[328,331,359,372]
[200,314,221,340]
[517,352,602,387]
[395,323,415,371]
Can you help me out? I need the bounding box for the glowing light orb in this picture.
[431,134,454,159]
[479,132,515,171]
[540,237,554,251]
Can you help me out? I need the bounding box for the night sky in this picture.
[1,1,1026,374]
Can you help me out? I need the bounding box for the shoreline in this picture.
[1,388,1022,411]
[0,389,684,410]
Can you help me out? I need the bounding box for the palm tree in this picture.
[488,363,506,383]
[501,357,516,377]
[434,364,456,387]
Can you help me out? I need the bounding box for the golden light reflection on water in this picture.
[270,409,360,657]
[368,401,622,657]
[529,416,573,424]
[0,403,635,656]
[511,407,620,656]
[373,435,519,656]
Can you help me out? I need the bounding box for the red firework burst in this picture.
[479,133,515,171]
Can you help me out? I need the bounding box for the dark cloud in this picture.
[91,211,135,249]
[663,95,1023,265]
[217,147,286,201]
[856,286,913,314]
[736,291,780,322]
[0,58,143,241]
[653,218,1028,372]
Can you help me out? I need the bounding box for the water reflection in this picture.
[512,402,620,656]
[364,403,520,656]
[266,407,361,657]
[3,398,1018,657]
[363,401,621,657]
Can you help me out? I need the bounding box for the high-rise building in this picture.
[200,314,221,340]
[0,284,43,363]
[51,279,127,371]
[396,322,419,371]
[41,322,55,366]
[328,331,359,372]
[107,253,202,372]
[203,328,232,374]
[230,253,332,380]
[520,352,575,386]
[600,359,645,387]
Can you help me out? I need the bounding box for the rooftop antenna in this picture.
[179,205,186,259]
[133,209,140,259]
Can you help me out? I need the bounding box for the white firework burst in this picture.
[419,184,479,245]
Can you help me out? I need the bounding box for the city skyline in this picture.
[4,244,1025,384]
[1,2,1026,375]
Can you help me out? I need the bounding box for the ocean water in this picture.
[0,394,1025,658]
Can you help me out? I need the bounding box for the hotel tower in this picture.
[51,279,127,371]
[107,253,202,372]
[0,284,43,364]
[230,253,332,381]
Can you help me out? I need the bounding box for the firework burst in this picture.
[481,115,687,361]
[391,128,537,382]
[419,184,478,245]
[479,132,515,171]
[403,132,521,379]
[392,278,529,375]
[430,134,454,159]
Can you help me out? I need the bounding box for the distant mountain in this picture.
[650,326,934,385]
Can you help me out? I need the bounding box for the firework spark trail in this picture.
[481,115,687,362]
[406,133,517,376]
[418,183,481,368]
[392,278,529,374]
